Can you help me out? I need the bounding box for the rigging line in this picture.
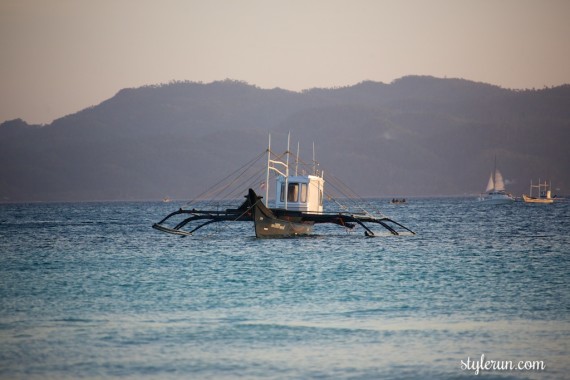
[207,165,260,203]
[216,170,268,211]
[325,173,375,209]
[213,153,269,201]
[326,172,363,200]
[183,151,264,207]
[209,148,285,206]
[326,194,374,217]
[223,167,279,208]
[319,172,379,216]
[268,151,288,170]
[204,182,263,236]
[325,185,363,211]
[240,167,268,193]
[321,176,357,203]
[218,166,267,203]
[204,151,267,202]
[232,197,262,222]
[296,167,360,213]
[292,157,318,175]
[207,150,265,196]
[287,155,365,212]
[327,195,350,212]
[213,177,265,239]
[287,154,374,215]
[184,150,266,208]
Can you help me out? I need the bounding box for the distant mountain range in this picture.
[1,76,569,202]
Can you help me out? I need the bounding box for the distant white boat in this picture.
[479,159,515,204]
[522,179,554,204]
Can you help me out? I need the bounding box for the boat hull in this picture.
[522,194,554,204]
[478,192,515,204]
[248,189,314,238]
[254,213,314,238]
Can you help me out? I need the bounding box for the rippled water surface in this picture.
[1,199,569,379]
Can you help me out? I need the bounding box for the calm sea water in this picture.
[1,198,569,379]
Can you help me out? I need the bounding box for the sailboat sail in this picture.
[494,170,505,191]
[479,159,514,204]
[485,173,494,192]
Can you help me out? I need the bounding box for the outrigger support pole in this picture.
[340,215,415,237]
[382,218,416,235]
[351,218,378,236]
[153,214,246,237]
[152,200,255,236]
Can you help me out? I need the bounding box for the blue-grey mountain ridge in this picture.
[1,75,569,202]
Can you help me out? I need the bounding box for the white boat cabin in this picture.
[275,174,324,213]
[264,134,325,213]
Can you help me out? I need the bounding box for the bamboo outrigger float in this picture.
[153,134,415,238]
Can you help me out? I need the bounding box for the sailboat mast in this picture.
[493,155,497,191]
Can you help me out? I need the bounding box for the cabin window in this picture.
[300,183,308,203]
[288,183,299,202]
[280,182,300,202]
[319,189,323,206]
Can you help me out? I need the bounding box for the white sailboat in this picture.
[479,160,515,204]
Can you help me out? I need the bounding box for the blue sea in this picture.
[1,198,569,379]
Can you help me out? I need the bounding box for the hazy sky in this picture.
[1,0,569,124]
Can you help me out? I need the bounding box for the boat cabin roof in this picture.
[276,174,323,183]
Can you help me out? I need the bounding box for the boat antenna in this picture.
[295,141,300,176]
[284,132,291,210]
[312,141,316,176]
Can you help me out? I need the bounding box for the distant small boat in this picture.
[390,198,407,204]
[522,180,554,204]
[478,158,515,204]
[162,197,172,203]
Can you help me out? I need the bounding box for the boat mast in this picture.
[284,132,290,210]
[265,134,271,207]
[493,155,497,192]
[266,134,290,209]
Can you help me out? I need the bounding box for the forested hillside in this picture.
[1,76,568,201]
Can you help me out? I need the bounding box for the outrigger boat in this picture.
[153,135,415,238]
